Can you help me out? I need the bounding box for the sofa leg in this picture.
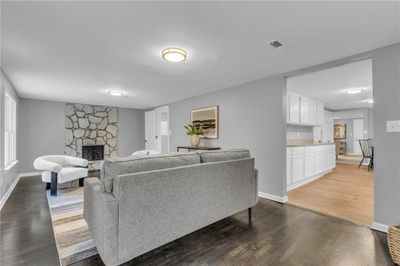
[248,208,252,223]
[79,178,84,187]
[51,172,58,196]
[45,183,51,190]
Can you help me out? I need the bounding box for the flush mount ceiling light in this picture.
[162,48,187,63]
[345,88,364,94]
[107,90,124,96]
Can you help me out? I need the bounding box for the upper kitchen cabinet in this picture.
[300,96,311,124]
[287,91,324,126]
[316,101,324,125]
[309,98,317,125]
[288,92,301,124]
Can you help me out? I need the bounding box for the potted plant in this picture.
[184,124,205,148]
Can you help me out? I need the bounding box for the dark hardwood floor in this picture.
[1,176,394,266]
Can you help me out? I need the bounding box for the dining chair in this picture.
[358,139,374,171]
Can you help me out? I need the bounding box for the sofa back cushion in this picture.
[199,149,251,163]
[101,152,201,192]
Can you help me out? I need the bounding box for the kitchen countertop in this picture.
[287,142,335,147]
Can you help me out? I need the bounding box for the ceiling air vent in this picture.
[269,40,283,48]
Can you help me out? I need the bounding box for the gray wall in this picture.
[371,44,400,226]
[335,112,374,153]
[0,70,20,202]
[19,99,145,173]
[169,76,287,198]
[367,108,374,139]
[334,108,374,154]
[117,108,145,157]
[169,43,399,225]
[286,43,400,226]
[19,99,65,173]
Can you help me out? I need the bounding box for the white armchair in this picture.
[33,155,89,196]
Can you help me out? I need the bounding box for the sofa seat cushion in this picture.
[101,152,201,192]
[199,149,251,163]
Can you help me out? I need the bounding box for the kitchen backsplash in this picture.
[286,125,314,140]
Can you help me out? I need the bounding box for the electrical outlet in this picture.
[387,120,400,132]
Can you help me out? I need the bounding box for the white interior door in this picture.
[353,119,364,155]
[145,110,156,151]
[155,106,169,154]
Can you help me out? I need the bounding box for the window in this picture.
[4,92,16,167]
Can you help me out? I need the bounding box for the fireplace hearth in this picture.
[82,145,104,161]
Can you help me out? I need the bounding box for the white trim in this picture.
[371,222,389,233]
[258,191,288,203]
[0,175,20,210]
[18,171,42,178]
[287,169,332,191]
[4,160,18,171]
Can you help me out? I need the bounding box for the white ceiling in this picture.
[1,1,399,109]
[287,59,373,111]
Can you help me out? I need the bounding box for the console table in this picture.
[177,146,220,152]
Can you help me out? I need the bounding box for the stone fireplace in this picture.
[64,103,118,159]
[82,145,104,161]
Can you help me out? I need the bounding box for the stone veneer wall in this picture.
[65,103,118,159]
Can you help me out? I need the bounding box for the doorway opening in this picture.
[145,106,170,154]
[285,59,374,226]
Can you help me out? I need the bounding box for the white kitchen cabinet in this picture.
[329,145,336,169]
[300,96,310,124]
[309,98,317,125]
[287,148,292,186]
[287,91,324,126]
[287,144,335,191]
[289,92,301,124]
[314,148,323,174]
[291,147,305,183]
[304,147,315,177]
[323,111,334,143]
[316,101,324,125]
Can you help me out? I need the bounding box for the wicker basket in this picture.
[388,225,400,265]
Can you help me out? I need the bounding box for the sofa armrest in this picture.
[83,178,119,266]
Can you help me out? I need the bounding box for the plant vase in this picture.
[190,135,200,148]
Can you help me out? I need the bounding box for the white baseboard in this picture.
[346,153,362,156]
[258,191,288,203]
[371,222,389,233]
[0,172,42,210]
[0,175,20,210]
[287,169,333,191]
[19,172,42,178]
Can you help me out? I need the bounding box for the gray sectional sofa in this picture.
[84,149,258,266]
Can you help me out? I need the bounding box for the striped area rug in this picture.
[46,187,98,266]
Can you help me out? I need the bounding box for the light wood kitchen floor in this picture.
[288,163,373,226]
